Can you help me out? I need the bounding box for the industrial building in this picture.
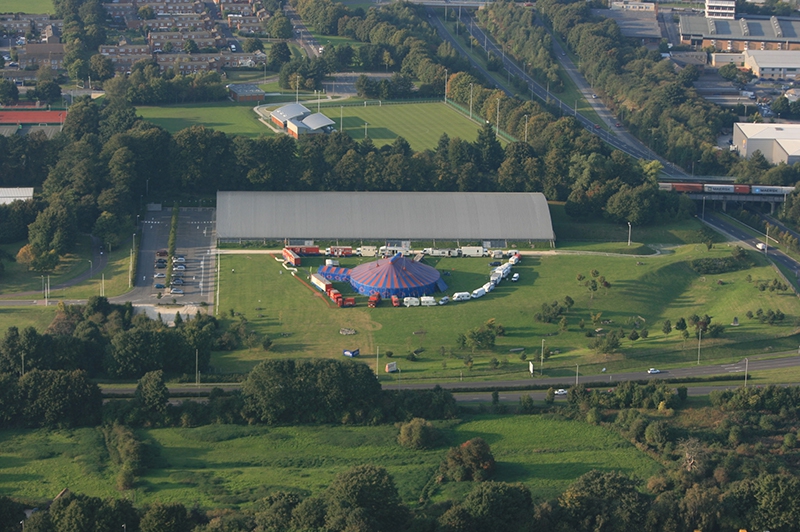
[0,188,34,205]
[216,191,555,244]
[680,15,800,51]
[732,123,800,164]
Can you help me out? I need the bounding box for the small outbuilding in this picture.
[228,84,265,102]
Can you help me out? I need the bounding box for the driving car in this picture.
[615,123,622,127]
[554,389,568,396]
[648,368,661,374]
[594,124,601,129]
[591,94,597,99]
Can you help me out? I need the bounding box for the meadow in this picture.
[214,238,800,380]
[137,102,272,137]
[0,415,661,507]
[319,102,490,151]
[2,0,52,13]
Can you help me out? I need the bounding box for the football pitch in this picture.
[319,101,492,151]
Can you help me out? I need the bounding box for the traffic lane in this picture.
[382,355,800,391]
[704,214,800,272]
[114,210,171,305]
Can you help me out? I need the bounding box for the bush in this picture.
[440,437,495,482]
[398,418,441,450]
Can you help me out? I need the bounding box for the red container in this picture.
[672,183,703,193]
[734,185,751,194]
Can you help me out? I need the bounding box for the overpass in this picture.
[687,192,788,214]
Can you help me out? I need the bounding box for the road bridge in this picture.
[687,193,788,214]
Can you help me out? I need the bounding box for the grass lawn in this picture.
[319,102,489,151]
[1,0,52,13]
[213,240,800,380]
[0,236,93,298]
[137,102,270,137]
[0,415,660,507]
[0,306,56,332]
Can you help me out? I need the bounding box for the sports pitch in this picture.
[137,102,273,138]
[319,102,492,151]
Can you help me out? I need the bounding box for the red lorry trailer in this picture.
[282,248,301,267]
[368,294,381,308]
[285,245,320,255]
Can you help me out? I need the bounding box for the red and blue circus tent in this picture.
[348,254,445,298]
[317,264,350,282]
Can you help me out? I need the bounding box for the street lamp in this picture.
[744,357,749,388]
[523,114,529,143]
[575,364,579,387]
[697,328,702,365]
[540,339,545,376]
[702,196,706,220]
[469,83,473,120]
[627,221,632,247]
[88,259,93,275]
[364,121,368,138]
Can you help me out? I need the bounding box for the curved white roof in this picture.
[270,103,310,123]
[217,191,555,241]
[302,113,335,131]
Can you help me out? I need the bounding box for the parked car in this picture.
[173,265,186,271]
[155,263,166,269]
[154,273,165,278]
[488,261,501,267]
[154,283,166,289]
[554,389,567,396]
[648,368,661,374]
[171,278,185,285]
[511,273,520,282]
[173,256,185,263]
[438,296,450,305]
[156,249,168,257]
[171,288,184,295]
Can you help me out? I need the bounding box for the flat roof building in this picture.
[742,49,800,79]
[286,113,336,138]
[228,83,265,102]
[732,123,800,164]
[270,103,310,128]
[706,0,736,19]
[216,191,555,244]
[681,15,800,51]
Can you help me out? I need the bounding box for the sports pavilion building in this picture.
[216,191,555,246]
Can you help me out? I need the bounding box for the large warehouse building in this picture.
[216,191,555,245]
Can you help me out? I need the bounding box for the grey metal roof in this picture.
[0,187,33,204]
[216,191,555,241]
[270,103,310,123]
[680,14,800,43]
[302,113,335,130]
[228,83,265,96]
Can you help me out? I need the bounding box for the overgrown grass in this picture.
[137,102,272,137]
[0,415,661,507]
[213,241,800,380]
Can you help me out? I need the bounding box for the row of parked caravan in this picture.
[453,253,521,302]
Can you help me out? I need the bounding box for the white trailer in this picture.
[358,246,377,257]
[461,246,487,257]
[420,296,436,306]
[453,292,471,301]
[404,297,420,307]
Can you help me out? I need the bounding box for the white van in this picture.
[404,297,420,307]
[471,287,486,299]
[453,292,471,301]
[420,296,436,306]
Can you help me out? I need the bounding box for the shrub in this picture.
[440,438,495,482]
[397,418,441,450]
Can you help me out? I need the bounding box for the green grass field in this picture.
[1,0,52,13]
[213,239,800,380]
[0,307,56,333]
[320,102,491,151]
[0,415,660,507]
[137,102,272,137]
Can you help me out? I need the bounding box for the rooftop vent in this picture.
[740,18,749,36]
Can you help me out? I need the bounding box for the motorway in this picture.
[428,7,687,178]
